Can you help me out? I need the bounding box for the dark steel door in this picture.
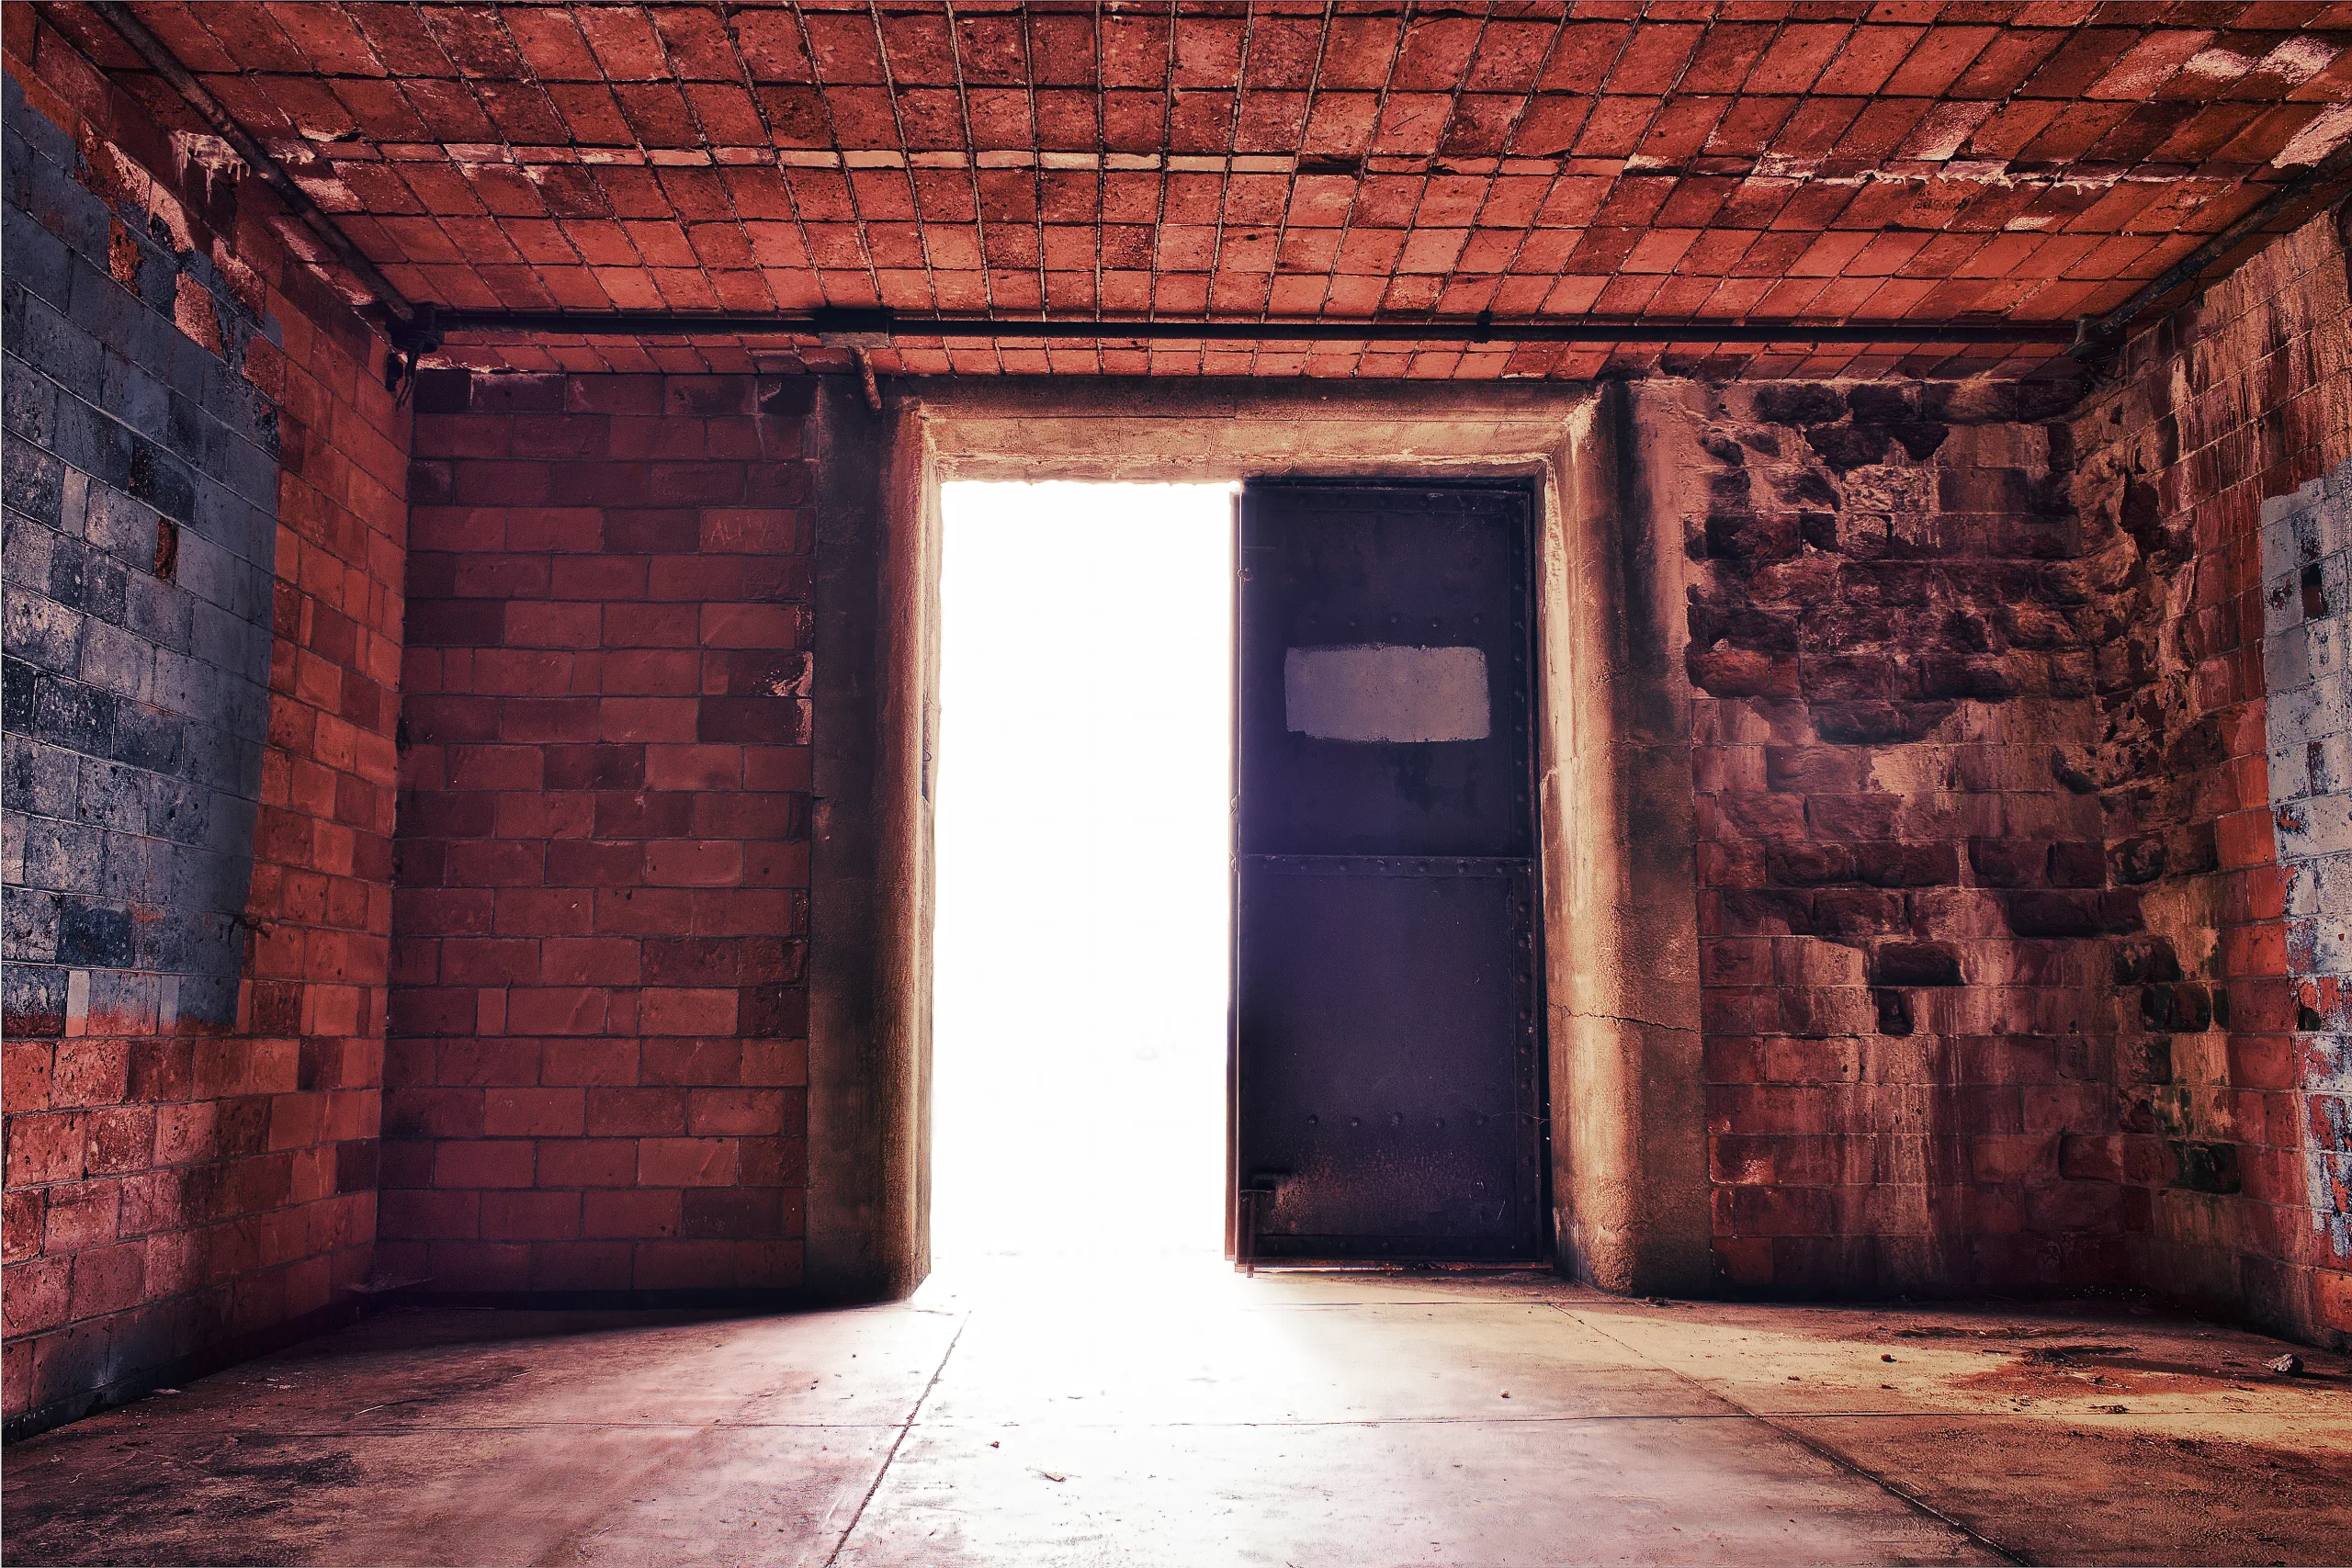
[1233,481,1543,1261]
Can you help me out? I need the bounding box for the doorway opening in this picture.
[931,481,1238,1265]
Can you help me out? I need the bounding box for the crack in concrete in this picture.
[251,1408,2133,1438]
[822,1313,969,1566]
[1553,1304,2032,1568]
[1554,1008,1702,1033]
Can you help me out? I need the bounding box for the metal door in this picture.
[1232,481,1544,1262]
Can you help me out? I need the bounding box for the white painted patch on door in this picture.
[1283,644,1490,743]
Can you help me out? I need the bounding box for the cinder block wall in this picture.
[2070,204,2352,1347]
[2264,461,2352,1336]
[3,14,408,1438]
[384,370,813,1298]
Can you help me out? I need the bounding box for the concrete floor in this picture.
[7,1259,2352,1566]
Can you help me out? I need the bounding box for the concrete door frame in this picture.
[803,378,1712,1303]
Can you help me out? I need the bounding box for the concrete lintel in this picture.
[915,376,1601,431]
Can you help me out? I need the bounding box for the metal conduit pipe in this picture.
[2070,142,2352,359]
[431,308,2084,347]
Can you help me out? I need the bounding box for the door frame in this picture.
[804,377,1713,1303]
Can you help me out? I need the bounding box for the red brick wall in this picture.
[240,250,408,1336]
[386,370,812,1296]
[1684,205,2352,1345]
[1685,377,2130,1299]
[4,15,406,1434]
[2071,202,2352,1347]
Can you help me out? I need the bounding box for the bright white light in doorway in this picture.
[933,481,1236,1263]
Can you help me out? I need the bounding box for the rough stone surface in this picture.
[1679,373,2123,1300]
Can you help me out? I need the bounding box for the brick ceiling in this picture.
[47,1,2352,379]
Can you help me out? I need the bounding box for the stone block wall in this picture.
[384,369,812,1298]
[2071,201,2352,1347]
[2,13,407,1437]
[1678,376,2131,1298]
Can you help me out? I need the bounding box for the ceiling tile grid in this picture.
[42,1,2352,378]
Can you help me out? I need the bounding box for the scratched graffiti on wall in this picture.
[2262,459,2352,1262]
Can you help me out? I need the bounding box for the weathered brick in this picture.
[0,39,412,1429]
[379,377,817,1293]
